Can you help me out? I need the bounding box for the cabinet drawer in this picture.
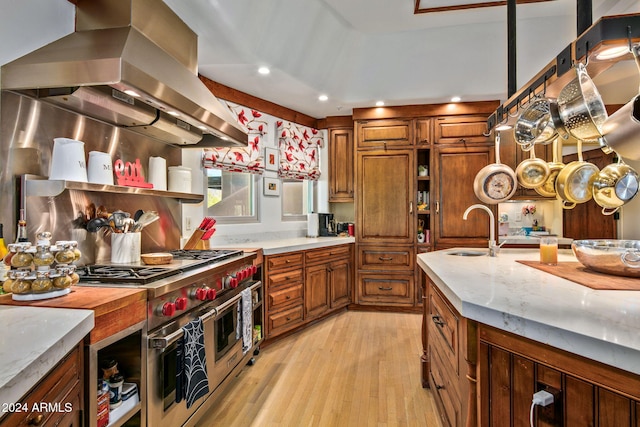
[267,268,304,289]
[430,344,460,427]
[268,283,303,310]
[435,116,490,144]
[305,244,351,265]
[358,245,414,270]
[429,287,459,374]
[358,120,412,148]
[1,345,81,427]
[266,252,303,270]
[268,305,304,337]
[358,272,414,306]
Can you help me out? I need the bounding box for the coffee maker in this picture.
[318,213,336,236]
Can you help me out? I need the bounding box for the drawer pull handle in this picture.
[286,317,291,321]
[435,384,445,390]
[286,295,291,299]
[432,315,446,327]
[379,286,393,291]
[28,414,44,426]
[286,260,291,263]
[379,257,393,261]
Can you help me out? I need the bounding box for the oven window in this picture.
[161,342,178,410]
[215,303,239,360]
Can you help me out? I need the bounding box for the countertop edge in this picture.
[0,306,94,408]
[225,236,355,255]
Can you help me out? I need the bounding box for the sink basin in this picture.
[446,250,486,257]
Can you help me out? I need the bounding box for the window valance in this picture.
[277,120,324,181]
[202,101,265,174]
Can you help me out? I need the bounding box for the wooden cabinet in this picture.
[479,324,640,427]
[432,144,494,249]
[357,119,412,149]
[416,118,433,145]
[328,127,354,202]
[0,344,83,427]
[356,149,414,244]
[434,115,489,144]
[264,244,353,340]
[357,271,415,307]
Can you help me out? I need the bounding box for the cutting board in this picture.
[517,260,640,291]
[0,286,147,344]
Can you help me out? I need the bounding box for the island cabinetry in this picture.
[356,119,412,149]
[478,324,640,427]
[328,127,354,202]
[0,344,82,427]
[264,244,354,340]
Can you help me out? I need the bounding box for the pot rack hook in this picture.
[508,103,520,118]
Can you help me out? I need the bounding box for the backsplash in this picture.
[497,200,561,236]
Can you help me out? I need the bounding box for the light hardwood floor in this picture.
[195,310,443,427]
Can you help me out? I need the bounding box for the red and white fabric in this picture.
[276,120,324,181]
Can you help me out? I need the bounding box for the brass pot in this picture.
[555,139,599,209]
[591,156,639,215]
[515,144,550,189]
[535,138,564,198]
[473,131,517,204]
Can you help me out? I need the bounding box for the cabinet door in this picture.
[433,145,493,249]
[435,116,490,144]
[329,128,354,202]
[304,263,330,320]
[357,149,414,243]
[416,118,432,145]
[330,258,351,308]
[357,119,412,149]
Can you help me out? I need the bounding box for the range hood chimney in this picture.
[1,0,247,148]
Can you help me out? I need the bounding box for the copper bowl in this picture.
[572,240,640,278]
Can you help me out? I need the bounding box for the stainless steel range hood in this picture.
[0,0,247,148]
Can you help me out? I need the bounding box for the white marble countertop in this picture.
[0,306,94,409]
[498,235,574,245]
[223,236,355,255]
[417,248,640,374]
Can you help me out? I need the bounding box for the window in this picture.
[282,179,316,221]
[206,169,258,222]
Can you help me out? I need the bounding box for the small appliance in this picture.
[318,213,336,237]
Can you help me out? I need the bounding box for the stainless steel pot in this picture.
[600,95,640,160]
[591,155,639,215]
[535,138,565,198]
[572,239,640,277]
[514,98,557,149]
[555,139,600,209]
[515,144,550,189]
[557,63,608,141]
[473,132,518,204]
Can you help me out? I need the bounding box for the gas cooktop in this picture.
[170,249,243,261]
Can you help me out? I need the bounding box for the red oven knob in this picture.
[246,267,254,278]
[238,270,246,280]
[229,277,239,288]
[206,289,217,300]
[195,287,208,301]
[175,297,187,311]
[251,265,258,275]
[161,302,176,317]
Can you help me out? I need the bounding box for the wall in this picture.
[498,200,560,235]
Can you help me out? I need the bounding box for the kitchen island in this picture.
[418,248,640,426]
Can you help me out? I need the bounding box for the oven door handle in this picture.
[148,305,218,349]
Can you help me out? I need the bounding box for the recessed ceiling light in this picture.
[258,66,270,75]
[375,101,385,107]
[123,89,140,97]
[167,111,180,117]
[451,96,461,102]
[595,45,629,60]
[318,94,328,102]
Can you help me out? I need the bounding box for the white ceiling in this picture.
[163,0,639,119]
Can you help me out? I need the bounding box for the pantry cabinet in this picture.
[264,244,353,340]
[434,115,489,144]
[328,127,354,202]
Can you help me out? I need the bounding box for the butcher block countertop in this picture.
[0,286,147,344]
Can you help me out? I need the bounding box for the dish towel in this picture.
[177,318,209,408]
[239,288,253,354]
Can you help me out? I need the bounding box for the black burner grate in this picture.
[170,249,243,262]
[77,265,177,284]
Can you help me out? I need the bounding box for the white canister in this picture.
[87,151,114,185]
[168,166,192,193]
[148,157,167,191]
[49,137,88,182]
[111,233,141,264]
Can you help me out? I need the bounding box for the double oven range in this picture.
[77,249,262,427]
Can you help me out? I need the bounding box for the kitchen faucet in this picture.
[462,204,504,257]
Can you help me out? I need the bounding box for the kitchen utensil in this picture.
[148,156,167,191]
[599,44,640,160]
[108,210,130,232]
[572,239,640,277]
[513,97,557,148]
[97,205,109,219]
[133,209,144,222]
[556,63,608,141]
[87,151,114,185]
[548,100,570,140]
[183,217,216,249]
[590,155,639,215]
[535,138,565,197]
[515,144,550,189]
[473,131,518,204]
[133,211,160,231]
[86,217,109,233]
[141,253,174,265]
[555,139,600,209]
[49,137,88,182]
[168,166,192,193]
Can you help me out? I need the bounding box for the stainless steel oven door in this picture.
[147,304,216,427]
[209,292,244,391]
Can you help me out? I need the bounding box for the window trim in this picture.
[203,171,260,224]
